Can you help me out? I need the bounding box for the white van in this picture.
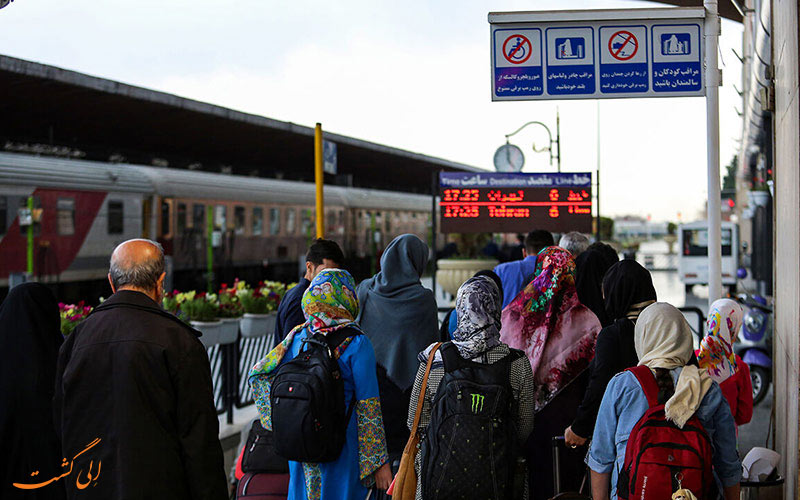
[678,221,739,293]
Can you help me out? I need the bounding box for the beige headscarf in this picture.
[634,302,714,428]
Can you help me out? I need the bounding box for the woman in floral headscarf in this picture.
[500,246,601,498]
[249,269,391,500]
[500,246,602,411]
[698,298,753,428]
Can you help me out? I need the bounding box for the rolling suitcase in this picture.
[549,436,591,500]
[235,472,289,499]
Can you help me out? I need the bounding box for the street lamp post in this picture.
[504,111,561,172]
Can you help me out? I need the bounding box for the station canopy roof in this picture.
[0,55,483,195]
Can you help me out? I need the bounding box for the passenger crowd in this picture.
[0,231,750,500]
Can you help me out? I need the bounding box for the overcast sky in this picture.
[0,0,743,221]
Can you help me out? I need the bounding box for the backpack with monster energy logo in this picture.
[420,342,525,500]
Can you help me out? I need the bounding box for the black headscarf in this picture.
[0,283,66,499]
[575,248,617,327]
[602,260,657,321]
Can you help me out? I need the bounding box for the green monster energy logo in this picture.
[470,393,485,413]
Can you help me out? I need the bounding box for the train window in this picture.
[160,201,170,237]
[269,208,281,235]
[253,207,264,236]
[301,210,312,236]
[327,211,336,231]
[0,196,6,236]
[57,198,76,236]
[286,209,296,235]
[234,206,246,235]
[108,201,124,234]
[214,205,227,230]
[192,204,205,230]
[176,203,187,234]
[385,213,391,233]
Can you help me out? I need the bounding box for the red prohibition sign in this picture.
[608,30,638,61]
[502,34,532,64]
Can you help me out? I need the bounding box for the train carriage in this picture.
[0,152,431,301]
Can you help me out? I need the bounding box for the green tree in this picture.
[722,156,738,190]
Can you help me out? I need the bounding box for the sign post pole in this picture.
[315,123,325,238]
[704,0,722,306]
[26,195,33,275]
[206,206,213,293]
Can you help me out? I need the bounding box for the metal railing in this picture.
[206,331,275,424]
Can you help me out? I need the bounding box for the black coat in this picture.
[570,318,638,438]
[54,290,227,500]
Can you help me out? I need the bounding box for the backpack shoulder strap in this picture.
[626,365,660,408]
[322,326,360,351]
[440,342,467,372]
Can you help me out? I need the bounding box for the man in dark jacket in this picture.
[54,239,227,499]
[272,238,344,345]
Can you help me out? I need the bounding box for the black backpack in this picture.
[420,342,524,500]
[269,327,358,463]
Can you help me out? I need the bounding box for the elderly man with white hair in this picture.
[558,231,590,256]
[54,239,227,500]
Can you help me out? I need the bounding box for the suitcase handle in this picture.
[552,436,564,495]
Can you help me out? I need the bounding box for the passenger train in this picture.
[0,152,432,300]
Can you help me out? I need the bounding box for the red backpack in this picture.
[617,365,714,499]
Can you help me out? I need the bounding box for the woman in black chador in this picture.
[0,283,66,500]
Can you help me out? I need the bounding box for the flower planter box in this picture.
[218,317,241,345]
[749,190,770,208]
[191,320,223,348]
[240,312,277,339]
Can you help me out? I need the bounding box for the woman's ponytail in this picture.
[654,368,675,404]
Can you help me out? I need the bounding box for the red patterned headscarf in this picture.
[500,246,601,411]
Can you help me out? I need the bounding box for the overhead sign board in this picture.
[439,172,592,234]
[490,8,705,100]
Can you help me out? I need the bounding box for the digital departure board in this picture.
[439,172,592,233]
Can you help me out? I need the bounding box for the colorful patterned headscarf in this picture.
[525,246,577,313]
[450,276,503,359]
[249,269,362,381]
[698,298,743,384]
[500,246,601,411]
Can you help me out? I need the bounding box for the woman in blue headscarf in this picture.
[250,269,391,500]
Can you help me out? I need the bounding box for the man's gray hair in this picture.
[109,239,165,291]
[558,231,590,256]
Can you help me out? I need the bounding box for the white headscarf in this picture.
[635,303,714,428]
[698,299,743,384]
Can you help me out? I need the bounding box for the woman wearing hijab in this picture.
[500,246,601,411]
[500,246,601,497]
[438,269,503,341]
[698,298,753,429]
[249,269,391,500]
[0,283,66,500]
[574,243,619,327]
[408,276,534,500]
[565,259,656,447]
[588,303,741,499]
[356,234,439,465]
